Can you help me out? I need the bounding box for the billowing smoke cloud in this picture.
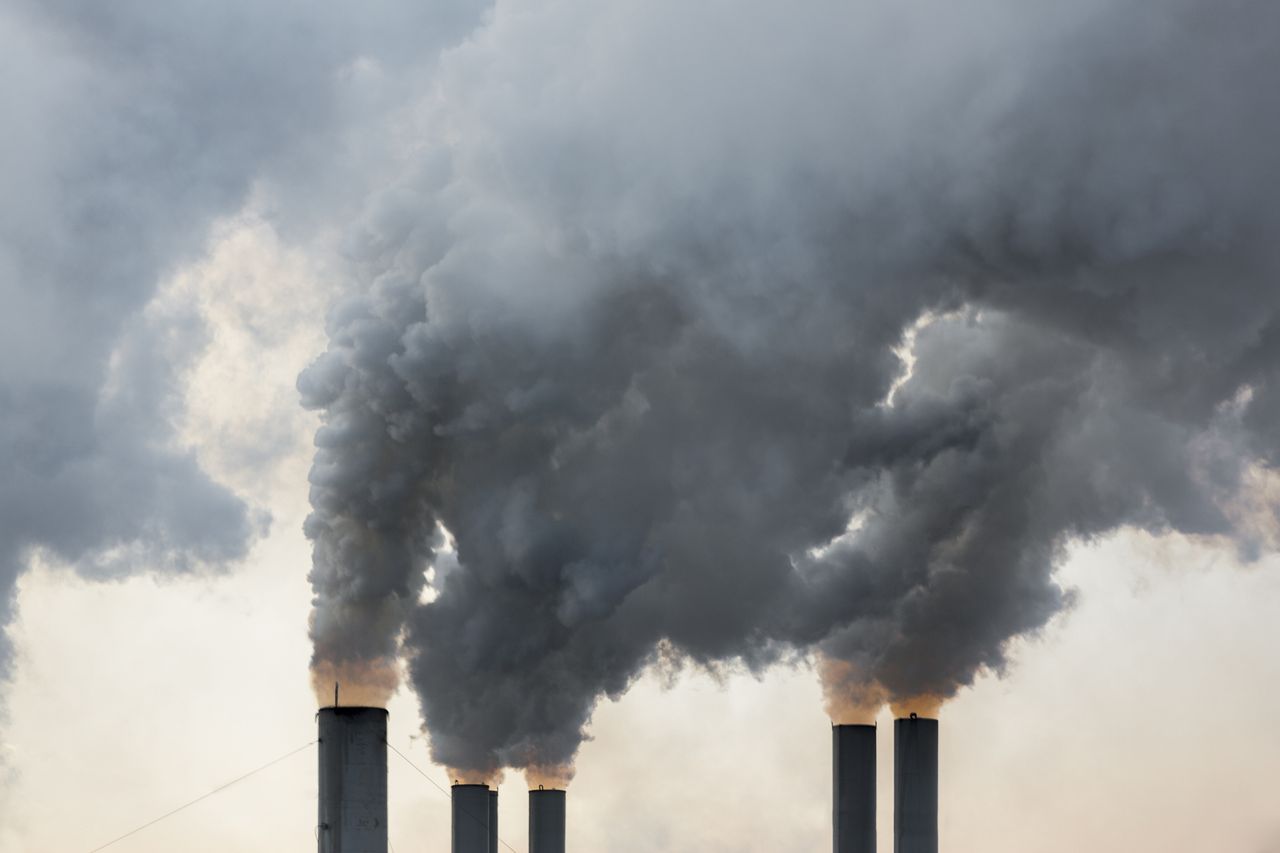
[0,0,487,707]
[302,0,1280,774]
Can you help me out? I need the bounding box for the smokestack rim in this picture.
[831,722,877,730]
[317,705,390,714]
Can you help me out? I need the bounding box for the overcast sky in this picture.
[1,1,1279,851]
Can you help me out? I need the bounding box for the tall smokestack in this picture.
[317,706,389,853]
[893,715,938,853]
[833,724,876,853]
[529,788,566,853]
[488,789,499,853]
[452,784,491,853]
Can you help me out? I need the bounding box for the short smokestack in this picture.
[488,789,499,853]
[529,788,566,853]
[452,784,491,853]
[833,724,875,853]
[317,706,388,853]
[893,715,938,853]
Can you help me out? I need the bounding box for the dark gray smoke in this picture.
[302,0,1280,774]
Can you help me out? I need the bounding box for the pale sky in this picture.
[2,2,1280,852]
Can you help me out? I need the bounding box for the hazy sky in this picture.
[1,1,1279,851]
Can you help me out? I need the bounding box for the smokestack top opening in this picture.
[318,705,389,715]
[452,782,493,790]
[832,722,877,730]
[895,714,937,722]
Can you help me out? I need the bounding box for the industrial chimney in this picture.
[529,788,566,853]
[488,789,499,853]
[832,724,875,853]
[452,783,492,853]
[317,706,389,853]
[893,715,938,853]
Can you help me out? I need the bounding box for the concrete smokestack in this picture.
[893,715,938,853]
[317,706,388,853]
[452,784,491,853]
[833,724,876,853]
[488,789,499,853]
[529,788,566,853]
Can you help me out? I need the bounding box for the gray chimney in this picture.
[833,724,876,853]
[488,788,499,853]
[893,715,938,853]
[452,783,491,853]
[529,788,566,853]
[317,707,388,853]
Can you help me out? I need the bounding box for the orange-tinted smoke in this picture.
[311,657,400,708]
[819,657,887,724]
[890,694,945,719]
[820,657,948,721]
[525,763,574,790]
[447,766,503,786]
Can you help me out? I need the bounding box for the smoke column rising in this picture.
[303,0,1280,775]
[0,0,492,735]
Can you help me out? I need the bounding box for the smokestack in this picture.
[893,715,938,853]
[452,784,491,853]
[833,724,876,853]
[317,706,388,853]
[488,789,499,853]
[529,788,566,853]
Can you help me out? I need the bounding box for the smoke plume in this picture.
[302,0,1280,774]
[0,0,490,715]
